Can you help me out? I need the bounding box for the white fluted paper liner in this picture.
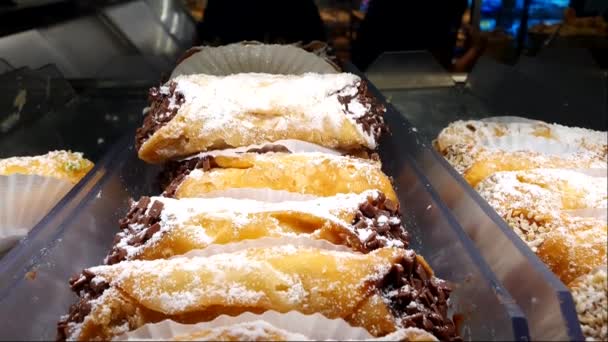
[569,168,608,178]
[0,174,72,254]
[171,43,339,79]
[117,311,438,341]
[173,236,353,259]
[480,116,543,124]
[563,208,608,222]
[181,140,343,160]
[193,188,319,202]
[480,134,586,157]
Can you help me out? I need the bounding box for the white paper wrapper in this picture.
[192,188,319,202]
[569,168,608,178]
[181,140,343,160]
[480,134,584,157]
[171,43,339,79]
[0,174,72,253]
[563,208,608,222]
[117,311,438,341]
[174,236,353,259]
[480,116,543,124]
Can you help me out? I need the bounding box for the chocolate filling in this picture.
[336,80,387,141]
[161,155,218,196]
[135,82,185,151]
[104,197,165,265]
[379,253,462,342]
[353,192,410,252]
[56,270,110,341]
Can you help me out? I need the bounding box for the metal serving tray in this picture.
[0,103,529,340]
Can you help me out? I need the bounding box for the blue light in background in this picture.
[478,0,570,34]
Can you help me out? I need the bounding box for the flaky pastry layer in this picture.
[435,119,607,157]
[59,246,458,341]
[164,152,397,202]
[105,191,409,264]
[136,73,386,163]
[0,150,93,183]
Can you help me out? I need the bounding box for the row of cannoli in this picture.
[435,118,607,341]
[58,71,460,341]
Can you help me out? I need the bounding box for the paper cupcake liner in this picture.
[563,208,608,222]
[117,311,438,341]
[181,140,343,161]
[569,168,608,178]
[192,188,319,202]
[174,236,353,259]
[480,134,583,156]
[0,174,72,253]
[480,116,543,124]
[170,42,339,79]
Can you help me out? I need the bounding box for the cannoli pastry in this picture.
[476,169,607,252]
[435,119,607,158]
[136,73,386,163]
[536,221,607,286]
[0,150,93,184]
[121,319,438,341]
[476,169,606,215]
[443,143,606,187]
[162,152,397,201]
[105,190,408,264]
[570,267,608,341]
[58,245,460,341]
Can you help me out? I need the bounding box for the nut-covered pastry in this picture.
[443,144,605,187]
[58,245,459,341]
[536,221,607,286]
[105,191,408,264]
[162,152,397,202]
[0,150,93,184]
[476,169,606,252]
[570,267,608,341]
[435,119,607,158]
[136,73,386,163]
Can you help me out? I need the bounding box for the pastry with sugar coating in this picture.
[435,119,607,158]
[162,152,397,202]
[105,190,409,264]
[0,150,93,184]
[57,245,459,341]
[136,73,386,164]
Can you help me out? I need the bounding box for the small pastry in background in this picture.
[0,150,93,184]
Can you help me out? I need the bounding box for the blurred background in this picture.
[0,0,606,160]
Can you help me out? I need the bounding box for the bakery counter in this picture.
[0,63,529,340]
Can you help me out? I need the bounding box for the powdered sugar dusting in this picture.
[476,169,607,251]
[436,119,607,158]
[0,150,92,183]
[165,73,378,148]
